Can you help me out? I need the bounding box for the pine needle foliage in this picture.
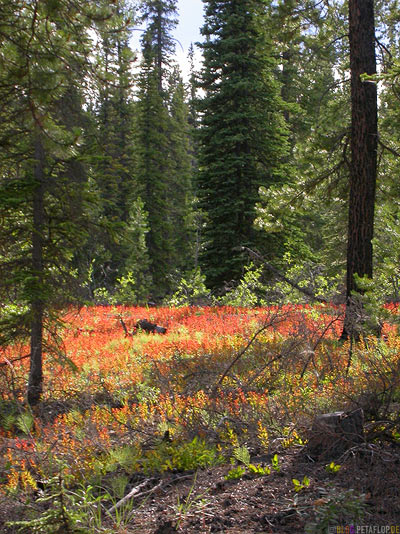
[197,0,290,289]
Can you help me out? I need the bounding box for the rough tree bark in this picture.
[27,134,45,406]
[341,0,378,340]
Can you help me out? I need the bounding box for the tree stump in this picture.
[305,408,364,460]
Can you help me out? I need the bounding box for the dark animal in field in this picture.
[118,315,167,336]
[136,319,167,334]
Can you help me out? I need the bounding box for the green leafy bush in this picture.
[141,436,223,474]
[225,445,271,480]
[167,268,211,306]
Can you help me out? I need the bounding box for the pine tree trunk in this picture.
[341,0,377,340]
[27,135,45,406]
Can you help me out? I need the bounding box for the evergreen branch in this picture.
[242,247,328,304]
[272,140,349,211]
[315,78,350,124]
[378,138,400,158]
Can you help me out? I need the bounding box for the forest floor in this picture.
[106,443,400,534]
[2,440,400,533]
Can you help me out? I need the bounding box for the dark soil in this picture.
[1,443,399,533]
[111,444,400,533]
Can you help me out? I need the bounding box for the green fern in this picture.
[142,437,223,474]
[105,445,141,474]
[6,471,105,533]
[232,445,251,466]
[1,412,17,432]
[16,412,34,435]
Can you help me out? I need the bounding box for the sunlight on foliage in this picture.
[1,304,400,530]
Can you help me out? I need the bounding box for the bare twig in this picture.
[107,478,163,515]
[245,351,286,387]
[300,314,342,378]
[378,138,400,158]
[0,353,30,367]
[212,313,284,393]
[118,314,131,337]
[375,38,393,62]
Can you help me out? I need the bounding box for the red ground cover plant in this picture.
[1,304,400,532]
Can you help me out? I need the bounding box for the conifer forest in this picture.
[1,1,400,533]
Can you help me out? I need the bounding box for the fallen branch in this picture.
[107,478,163,514]
[212,313,284,393]
[117,315,167,336]
[118,315,131,337]
[136,319,167,334]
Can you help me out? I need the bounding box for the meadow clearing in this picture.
[1,305,400,533]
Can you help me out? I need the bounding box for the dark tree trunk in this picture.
[341,0,377,340]
[27,135,45,406]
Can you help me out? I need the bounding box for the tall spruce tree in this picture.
[0,0,115,404]
[197,0,289,290]
[167,66,194,272]
[136,0,193,299]
[85,1,150,302]
[140,0,178,92]
[136,52,174,298]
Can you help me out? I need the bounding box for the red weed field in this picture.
[1,305,400,533]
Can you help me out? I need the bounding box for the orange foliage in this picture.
[1,304,400,494]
